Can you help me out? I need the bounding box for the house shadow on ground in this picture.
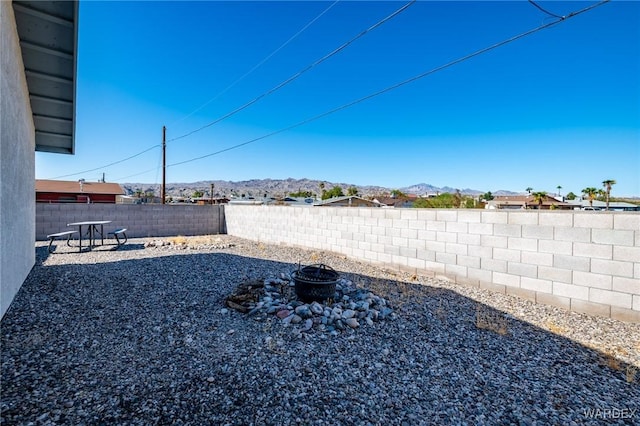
[1,246,638,425]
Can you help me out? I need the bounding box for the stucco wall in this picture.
[225,205,640,322]
[0,2,36,319]
[36,204,225,240]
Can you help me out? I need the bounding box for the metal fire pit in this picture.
[291,263,340,303]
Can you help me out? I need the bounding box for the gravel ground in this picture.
[1,235,638,425]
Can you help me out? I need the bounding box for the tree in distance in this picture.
[413,193,477,209]
[582,187,598,207]
[602,179,616,210]
[532,191,547,209]
[482,191,494,201]
[321,186,344,200]
[390,189,407,198]
[289,190,314,198]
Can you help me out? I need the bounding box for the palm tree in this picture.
[556,185,562,197]
[532,191,547,209]
[582,187,598,207]
[526,187,533,195]
[602,179,616,210]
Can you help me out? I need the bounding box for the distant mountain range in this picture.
[121,178,520,198]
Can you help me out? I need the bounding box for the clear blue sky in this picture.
[35,1,640,196]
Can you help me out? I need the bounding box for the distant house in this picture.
[487,195,573,210]
[227,198,265,206]
[36,179,124,204]
[374,195,416,208]
[268,197,315,206]
[193,197,230,205]
[314,195,380,207]
[565,199,640,211]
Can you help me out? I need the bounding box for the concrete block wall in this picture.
[36,204,225,240]
[225,205,640,322]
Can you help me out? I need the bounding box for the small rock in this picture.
[276,309,291,319]
[247,306,262,316]
[303,319,313,331]
[342,309,356,319]
[310,302,324,315]
[295,305,312,318]
[282,315,294,325]
[345,318,359,328]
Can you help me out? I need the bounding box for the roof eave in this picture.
[14,1,79,155]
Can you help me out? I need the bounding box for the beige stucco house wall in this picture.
[0,1,37,318]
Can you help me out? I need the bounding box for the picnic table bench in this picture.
[108,228,128,248]
[46,230,78,253]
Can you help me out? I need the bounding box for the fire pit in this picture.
[291,263,340,302]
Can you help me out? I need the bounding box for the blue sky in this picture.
[35,1,640,196]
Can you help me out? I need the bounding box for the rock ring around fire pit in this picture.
[291,263,340,303]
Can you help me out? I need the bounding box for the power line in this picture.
[153,143,163,187]
[45,2,342,182]
[50,1,410,183]
[49,144,160,180]
[112,167,158,182]
[167,0,610,169]
[167,0,416,143]
[169,0,341,127]
[528,0,564,19]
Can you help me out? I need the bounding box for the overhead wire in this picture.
[167,0,416,143]
[153,143,163,188]
[48,144,160,180]
[528,0,564,19]
[49,0,390,181]
[166,0,610,169]
[112,167,158,182]
[169,0,341,127]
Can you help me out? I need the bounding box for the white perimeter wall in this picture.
[1,2,36,319]
[226,205,640,322]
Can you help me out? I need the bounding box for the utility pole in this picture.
[210,183,214,205]
[162,126,166,204]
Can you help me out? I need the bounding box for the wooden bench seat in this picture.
[46,230,78,253]
[108,228,128,248]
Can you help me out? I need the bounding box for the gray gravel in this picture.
[2,235,638,425]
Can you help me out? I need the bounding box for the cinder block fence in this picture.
[36,203,225,240]
[35,203,639,322]
[225,205,640,322]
